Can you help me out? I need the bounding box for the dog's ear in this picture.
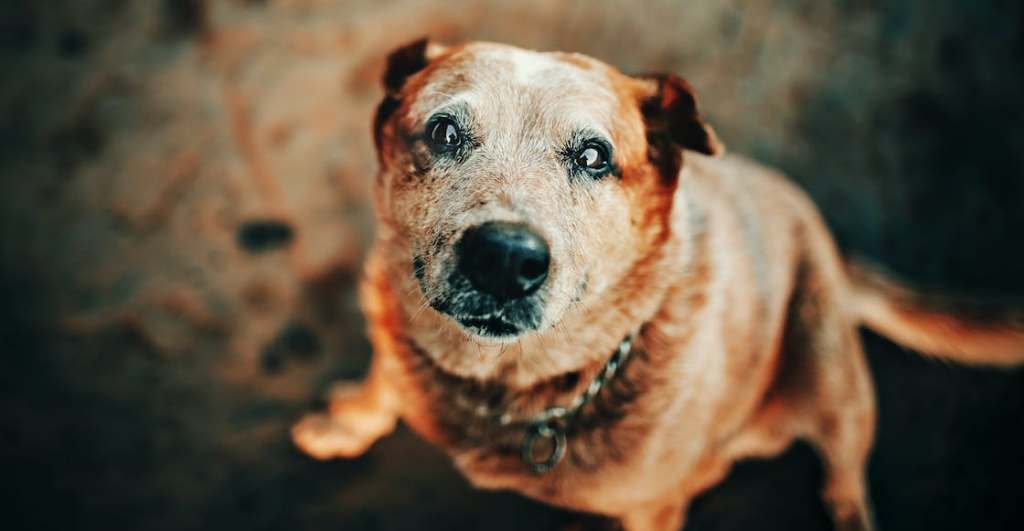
[374,38,448,155]
[381,37,448,95]
[637,74,724,156]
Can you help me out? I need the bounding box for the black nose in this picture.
[457,222,550,301]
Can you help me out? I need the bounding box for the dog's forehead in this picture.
[408,45,621,129]
[498,47,603,87]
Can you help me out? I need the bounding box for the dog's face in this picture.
[373,40,721,341]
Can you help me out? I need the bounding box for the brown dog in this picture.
[291,39,1024,531]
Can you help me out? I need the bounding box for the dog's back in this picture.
[689,152,1024,366]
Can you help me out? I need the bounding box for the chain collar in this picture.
[519,333,635,473]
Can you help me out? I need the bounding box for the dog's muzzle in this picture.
[422,221,549,338]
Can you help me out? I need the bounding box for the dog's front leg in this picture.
[291,349,401,460]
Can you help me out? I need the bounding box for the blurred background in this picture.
[1,1,1022,529]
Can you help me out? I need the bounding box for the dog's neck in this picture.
[517,332,636,472]
[398,325,646,472]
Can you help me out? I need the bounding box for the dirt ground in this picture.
[1,1,1023,530]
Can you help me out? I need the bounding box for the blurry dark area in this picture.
[1,1,1022,530]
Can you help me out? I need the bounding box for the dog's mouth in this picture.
[454,314,521,338]
[426,285,541,340]
[414,253,545,340]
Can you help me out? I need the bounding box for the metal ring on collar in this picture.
[521,420,567,474]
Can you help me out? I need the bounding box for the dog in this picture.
[291,39,1024,531]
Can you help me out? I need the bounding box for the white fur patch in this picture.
[507,49,561,87]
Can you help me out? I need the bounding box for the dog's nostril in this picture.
[457,222,550,301]
[518,256,548,283]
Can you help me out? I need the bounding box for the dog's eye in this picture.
[574,143,610,172]
[429,117,462,148]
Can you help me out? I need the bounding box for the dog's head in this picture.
[373,40,722,341]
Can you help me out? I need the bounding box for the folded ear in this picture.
[381,37,448,95]
[637,74,724,156]
[374,38,448,155]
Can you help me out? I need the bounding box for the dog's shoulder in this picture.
[680,152,826,239]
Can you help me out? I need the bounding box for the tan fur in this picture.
[847,259,1024,366]
[292,41,1024,531]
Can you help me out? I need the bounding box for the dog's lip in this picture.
[453,314,521,338]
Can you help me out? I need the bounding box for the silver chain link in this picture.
[520,334,634,473]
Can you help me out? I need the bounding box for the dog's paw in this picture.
[290,412,380,460]
[291,384,397,460]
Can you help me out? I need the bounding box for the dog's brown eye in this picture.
[575,144,609,172]
[429,118,461,148]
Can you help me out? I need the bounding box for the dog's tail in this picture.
[846,257,1024,366]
